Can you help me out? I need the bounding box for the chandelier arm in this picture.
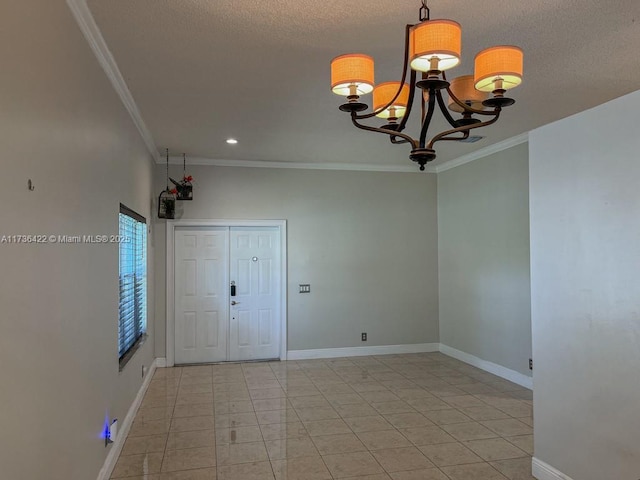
[440,70,500,117]
[427,110,502,149]
[351,112,418,149]
[395,69,418,133]
[390,137,411,144]
[431,131,470,142]
[419,89,437,148]
[435,90,460,128]
[445,87,500,117]
[354,24,414,120]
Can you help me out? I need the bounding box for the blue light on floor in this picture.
[100,413,110,441]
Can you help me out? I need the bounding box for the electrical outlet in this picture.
[361,332,367,342]
[105,419,117,447]
[529,358,533,370]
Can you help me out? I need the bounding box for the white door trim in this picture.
[166,219,288,367]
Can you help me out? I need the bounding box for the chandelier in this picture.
[330,0,523,171]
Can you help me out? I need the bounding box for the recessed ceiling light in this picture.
[226,138,238,145]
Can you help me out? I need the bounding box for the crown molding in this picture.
[433,132,530,173]
[156,134,531,174]
[159,156,437,174]
[66,0,159,163]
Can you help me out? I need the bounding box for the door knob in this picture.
[231,301,240,305]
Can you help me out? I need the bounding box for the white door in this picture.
[174,226,281,364]
[229,227,281,361]
[174,227,228,364]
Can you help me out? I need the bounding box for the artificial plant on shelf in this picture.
[170,153,193,201]
[169,174,193,201]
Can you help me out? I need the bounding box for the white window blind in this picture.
[119,205,147,360]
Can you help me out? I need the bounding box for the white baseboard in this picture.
[287,343,440,360]
[439,344,533,390]
[532,457,574,480]
[286,343,533,393]
[160,343,531,390]
[96,358,161,480]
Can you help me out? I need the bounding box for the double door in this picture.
[174,226,281,364]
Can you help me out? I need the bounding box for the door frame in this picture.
[166,219,287,367]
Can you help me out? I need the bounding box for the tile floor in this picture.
[111,352,534,480]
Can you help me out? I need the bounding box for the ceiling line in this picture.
[159,130,531,175]
[66,0,159,163]
[162,157,434,174]
[434,132,530,173]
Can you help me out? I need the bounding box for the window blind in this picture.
[119,205,147,360]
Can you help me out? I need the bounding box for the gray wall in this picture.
[154,166,439,356]
[530,90,640,479]
[438,143,532,376]
[0,2,155,479]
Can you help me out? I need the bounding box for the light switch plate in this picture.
[299,284,311,293]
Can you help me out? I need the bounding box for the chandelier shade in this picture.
[331,54,375,96]
[448,75,488,113]
[410,20,461,72]
[373,82,410,119]
[474,46,524,92]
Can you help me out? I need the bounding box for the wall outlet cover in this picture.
[110,419,118,442]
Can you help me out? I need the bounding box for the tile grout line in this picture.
[159,368,181,475]
[253,363,278,480]
[112,354,533,479]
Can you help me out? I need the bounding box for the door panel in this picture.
[259,260,272,295]
[174,225,281,364]
[182,312,197,349]
[238,310,251,346]
[174,228,228,364]
[258,309,272,345]
[229,227,281,361]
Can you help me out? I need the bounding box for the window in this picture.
[119,204,147,364]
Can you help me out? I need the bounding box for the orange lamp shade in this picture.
[474,46,523,92]
[410,20,461,72]
[448,75,488,112]
[373,82,410,119]
[331,54,375,96]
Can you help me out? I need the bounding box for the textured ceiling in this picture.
[86,0,640,169]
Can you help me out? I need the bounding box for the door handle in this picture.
[231,301,240,306]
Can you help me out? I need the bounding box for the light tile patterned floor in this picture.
[111,353,534,480]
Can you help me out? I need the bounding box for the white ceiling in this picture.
[85,0,640,170]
